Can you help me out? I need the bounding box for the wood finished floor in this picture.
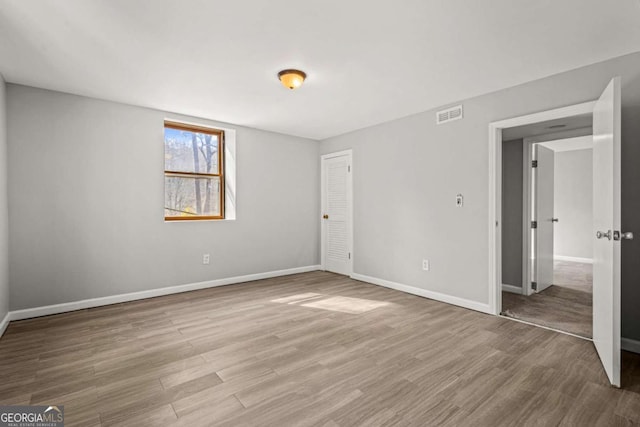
[502,261,593,338]
[1,271,639,426]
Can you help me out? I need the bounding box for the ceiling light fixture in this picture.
[278,69,306,90]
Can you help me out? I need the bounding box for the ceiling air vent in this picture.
[436,104,463,125]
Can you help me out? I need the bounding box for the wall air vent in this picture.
[436,104,463,125]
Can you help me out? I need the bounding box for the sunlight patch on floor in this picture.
[271,293,390,314]
[270,293,324,304]
[301,296,390,314]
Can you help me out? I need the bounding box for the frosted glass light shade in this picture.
[278,69,306,90]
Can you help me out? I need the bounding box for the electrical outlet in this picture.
[456,194,464,207]
[202,254,210,265]
[422,259,430,271]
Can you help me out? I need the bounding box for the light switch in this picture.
[456,194,463,207]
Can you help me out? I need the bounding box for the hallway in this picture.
[502,260,592,338]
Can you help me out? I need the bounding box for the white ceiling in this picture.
[540,135,593,152]
[1,1,640,140]
[502,114,593,140]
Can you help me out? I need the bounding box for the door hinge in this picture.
[532,160,538,168]
[348,252,351,259]
[531,221,537,229]
[348,165,351,172]
[531,281,537,291]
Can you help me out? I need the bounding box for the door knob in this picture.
[613,231,634,241]
[323,214,329,219]
[596,230,612,240]
[551,218,559,223]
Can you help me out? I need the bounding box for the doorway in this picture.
[320,150,353,276]
[488,77,628,387]
[501,127,594,339]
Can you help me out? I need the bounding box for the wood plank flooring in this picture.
[502,261,592,338]
[1,271,638,426]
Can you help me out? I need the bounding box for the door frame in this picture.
[320,149,354,276]
[521,128,593,296]
[488,101,596,315]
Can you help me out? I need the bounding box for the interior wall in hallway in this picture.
[502,139,523,288]
[554,148,593,260]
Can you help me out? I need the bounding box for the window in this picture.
[164,121,225,220]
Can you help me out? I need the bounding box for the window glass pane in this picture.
[165,176,221,218]
[164,127,219,174]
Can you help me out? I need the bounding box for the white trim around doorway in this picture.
[488,101,596,316]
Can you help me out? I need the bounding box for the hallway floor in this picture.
[501,260,592,338]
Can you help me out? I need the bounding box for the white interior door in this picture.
[534,145,555,293]
[321,151,352,276]
[592,77,623,387]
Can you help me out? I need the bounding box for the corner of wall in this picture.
[0,73,9,336]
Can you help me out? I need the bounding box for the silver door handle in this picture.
[613,231,634,241]
[551,218,559,223]
[596,230,612,240]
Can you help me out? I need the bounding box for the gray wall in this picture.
[319,52,640,342]
[7,85,320,310]
[554,148,593,260]
[502,139,523,287]
[0,76,8,323]
[621,102,640,343]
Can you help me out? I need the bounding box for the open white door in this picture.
[593,77,628,387]
[321,151,352,276]
[534,145,555,293]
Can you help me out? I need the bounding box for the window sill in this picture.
[164,218,235,223]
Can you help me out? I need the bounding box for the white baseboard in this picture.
[0,311,9,337]
[8,265,321,322]
[351,273,492,315]
[502,284,523,294]
[622,338,640,354]
[554,255,593,264]
[4,266,638,356]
